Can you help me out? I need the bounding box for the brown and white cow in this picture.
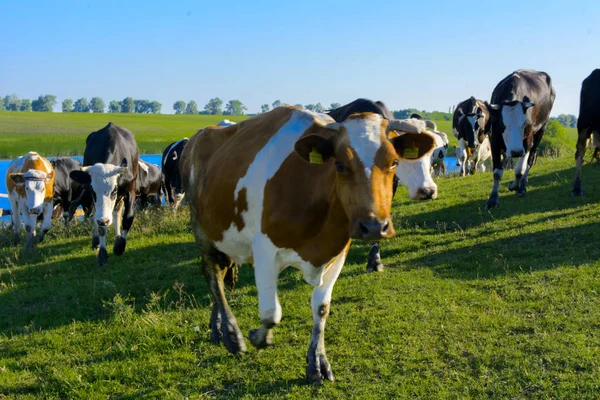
[6,152,55,248]
[180,106,434,383]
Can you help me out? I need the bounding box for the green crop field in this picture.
[0,111,249,158]
[1,144,600,397]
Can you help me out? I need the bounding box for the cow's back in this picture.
[579,69,600,130]
[327,99,394,122]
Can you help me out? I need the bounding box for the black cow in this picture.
[328,99,437,272]
[485,69,555,210]
[50,157,93,222]
[136,160,163,209]
[162,138,188,207]
[573,69,600,196]
[70,122,139,266]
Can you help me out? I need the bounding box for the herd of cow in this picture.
[3,68,600,383]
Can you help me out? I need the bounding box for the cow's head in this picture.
[70,160,131,228]
[294,113,435,241]
[487,96,535,158]
[390,130,438,200]
[457,107,487,152]
[10,169,53,215]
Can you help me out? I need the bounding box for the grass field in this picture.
[2,147,600,398]
[0,112,249,158]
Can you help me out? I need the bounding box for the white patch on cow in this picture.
[473,137,491,172]
[163,138,188,167]
[84,163,126,226]
[467,115,478,141]
[217,119,236,127]
[429,130,448,168]
[345,114,383,178]
[139,160,149,173]
[501,104,527,155]
[396,156,437,200]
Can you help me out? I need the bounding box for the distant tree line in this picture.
[393,108,453,121]
[550,114,577,128]
[1,94,56,112]
[63,97,162,114]
[173,98,249,116]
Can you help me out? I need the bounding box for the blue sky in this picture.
[1,0,598,115]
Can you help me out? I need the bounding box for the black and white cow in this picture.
[162,138,188,207]
[70,122,139,266]
[452,97,490,176]
[328,99,437,272]
[51,157,93,222]
[136,160,163,209]
[573,69,600,196]
[485,69,555,210]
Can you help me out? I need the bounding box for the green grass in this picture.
[0,112,249,158]
[2,151,600,398]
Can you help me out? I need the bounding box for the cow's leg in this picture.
[249,236,281,348]
[92,219,100,250]
[114,190,135,256]
[440,161,446,175]
[573,126,590,196]
[224,264,239,289]
[366,175,398,273]
[202,250,246,354]
[164,177,174,205]
[485,145,504,210]
[518,126,546,196]
[113,198,124,240]
[306,244,348,383]
[8,196,21,245]
[21,198,37,250]
[38,202,53,243]
[508,151,530,194]
[97,221,109,267]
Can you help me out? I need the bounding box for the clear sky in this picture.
[1,0,598,115]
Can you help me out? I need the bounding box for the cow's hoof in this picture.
[13,235,20,246]
[485,197,499,211]
[516,189,527,197]
[98,248,109,267]
[222,321,246,355]
[366,261,384,273]
[209,309,222,344]
[508,181,518,192]
[91,235,100,250]
[113,236,126,256]
[572,186,583,196]
[306,352,334,383]
[249,327,273,348]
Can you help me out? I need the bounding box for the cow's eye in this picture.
[335,161,346,173]
[390,159,399,170]
[110,189,118,199]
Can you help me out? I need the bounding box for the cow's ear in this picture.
[390,132,435,161]
[9,173,25,185]
[294,134,335,164]
[522,96,535,110]
[70,170,91,185]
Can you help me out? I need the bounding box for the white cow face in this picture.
[10,170,52,215]
[395,131,438,200]
[70,163,128,227]
[489,98,534,158]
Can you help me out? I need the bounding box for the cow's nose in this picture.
[29,207,42,215]
[417,187,437,200]
[96,218,110,227]
[358,219,390,241]
[510,149,525,158]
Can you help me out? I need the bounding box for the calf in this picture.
[485,69,555,210]
[573,69,600,195]
[454,136,491,174]
[162,138,188,207]
[180,106,434,382]
[136,160,163,209]
[328,99,438,272]
[6,152,55,248]
[70,123,139,266]
[51,157,93,222]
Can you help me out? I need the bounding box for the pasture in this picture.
[1,142,600,397]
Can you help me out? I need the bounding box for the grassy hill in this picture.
[1,150,599,398]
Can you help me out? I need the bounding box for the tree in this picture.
[108,100,121,113]
[314,102,324,113]
[294,104,304,109]
[62,98,73,112]
[330,103,341,110]
[73,98,90,113]
[4,93,21,111]
[545,119,567,140]
[90,97,105,113]
[121,97,134,113]
[304,104,315,111]
[204,97,223,115]
[173,100,186,114]
[225,100,247,116]
[134,100,149,113]
[272,100,282,109]
[20,99,32,112]
[261,104,270,113]
[185,100,198,115]
[150,101,162,114]
[32,94,56,112]
[0,96,3,110]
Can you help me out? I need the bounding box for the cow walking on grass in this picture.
[70,123,139,267]
[51,157,94,223]
[180,106,434,382]
[162,138,188,208]
[6,152,55,248]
